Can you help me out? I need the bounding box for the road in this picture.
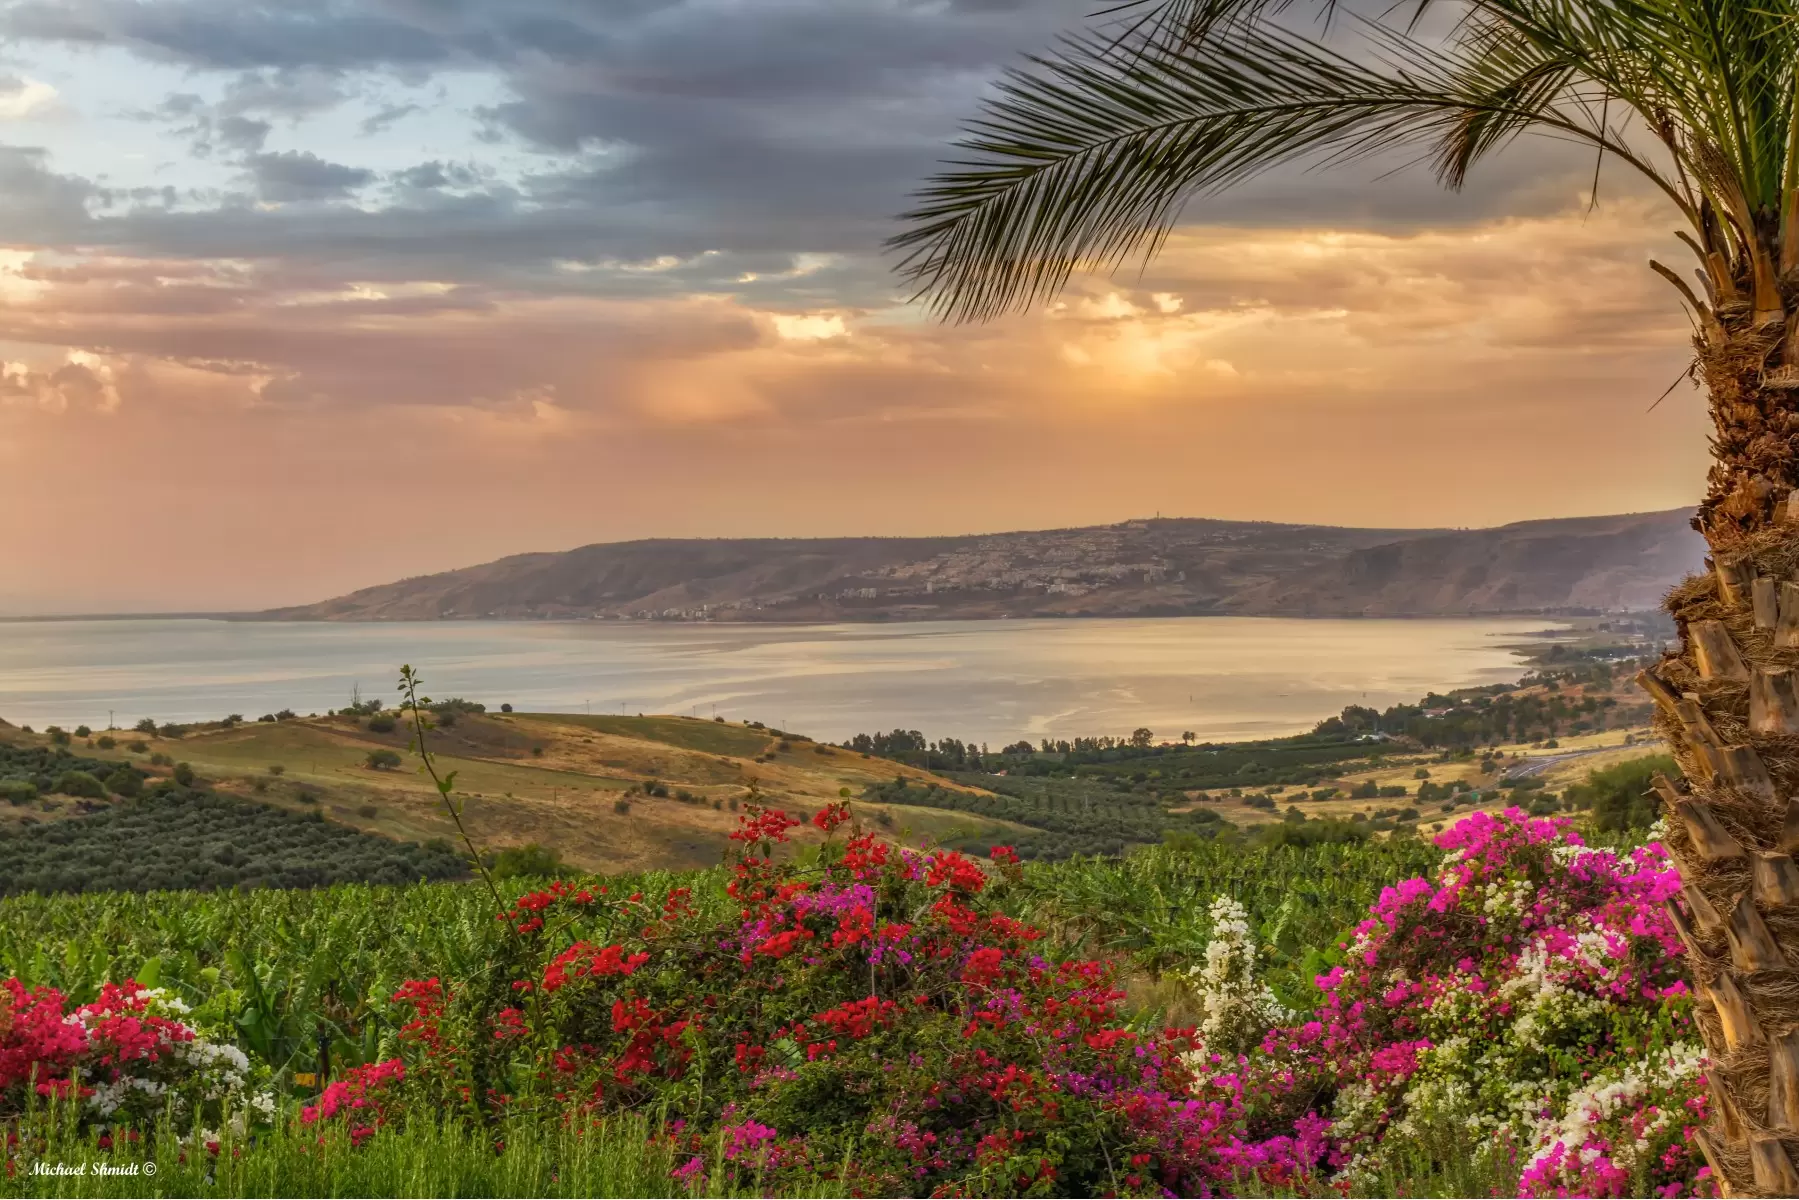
[1502,745,1637,780]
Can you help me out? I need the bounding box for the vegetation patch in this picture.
[0,790,467,894]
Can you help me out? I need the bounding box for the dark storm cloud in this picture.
[247,150,374,201]
[0,0,1628,303]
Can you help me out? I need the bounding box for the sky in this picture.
[0,0,1714,614]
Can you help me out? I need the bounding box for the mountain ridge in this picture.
[251,509,1704,622]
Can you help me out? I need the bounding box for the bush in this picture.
[1565,754,1678,833]
[47,727,70,747]
[159,723,185,739]
[52,770,107,799]
[149,752,172,767]
[0,791,466,894]
[366,715,396,734]
[73,725,91,739]
[302,810,1255,1197]
[357,804,379,819]
[268,763,286,776]
[612,798,632,815]
[134,718,157,734]
[274,709,295,721]
[126,740,147,753]
[95,735,115,750]
[0,981,270,1135]
[0,780,37,805]
[172,762,195,787]
[489,843,567,879]
[366,749,402,771]
[500,703,514,713]
[105,768,142,798]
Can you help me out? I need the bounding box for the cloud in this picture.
[247,149,375,202]
[0,0,1722,611]
[0,352,120,413]
[0,74,56,118]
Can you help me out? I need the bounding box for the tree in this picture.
[365,749,402,771]
[1129,727,1154,748]
[894,1,1799,1187]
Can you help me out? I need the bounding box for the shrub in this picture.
[0,780,36,805]
[159,723,186,739]
[366,715,396,734]
[489,843,567,879]
[357,805,379,819]
[275,709,295,721]
[47,727,70,747]
[613,798,632,815]
[268,763,286,776]
[149,752,172,767]
[501,703,514,713]
[172,762,196,787]
[104,768,142,798]
[126,740,147,753]
[366,749,402,771]
[0,979,272,1132]
[95,735,115,750]
[73,725,91,739]
[134,718,157,734]
[304,809,1265,1196]
[1565,754,1679,833]
[53,770,107,799]
[531,746,544,757]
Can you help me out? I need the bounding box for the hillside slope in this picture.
[255,510,1704,622]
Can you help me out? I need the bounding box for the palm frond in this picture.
[895,0,1799,323]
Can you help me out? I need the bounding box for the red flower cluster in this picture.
[301,1058,405,1145]
[812,802,851,833]
[728,805,801,847]
[924,851,987,895]
[540,943,650,993]
[0,979,195,1109]
[814,997,896,1041]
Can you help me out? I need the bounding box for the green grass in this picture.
[1,1102,844,1199]
[519,714,770,758]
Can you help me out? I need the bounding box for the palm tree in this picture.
[892,0,1799,1191]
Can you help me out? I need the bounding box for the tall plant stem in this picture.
[397,665,509,927]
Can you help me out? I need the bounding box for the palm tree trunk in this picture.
[1646,310,1799,1197]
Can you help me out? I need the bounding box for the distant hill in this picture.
[254,510,1704,623]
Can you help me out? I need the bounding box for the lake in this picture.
[0,617,1562,746]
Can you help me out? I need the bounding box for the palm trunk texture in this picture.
[1645,299,1799,1196]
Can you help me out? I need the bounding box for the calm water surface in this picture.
[0,617,1562,745]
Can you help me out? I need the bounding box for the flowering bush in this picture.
[303,805,1344,1196]
[247,805,1717,1196]
[1227,809,1708,1197]
[0,978,273,1135]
